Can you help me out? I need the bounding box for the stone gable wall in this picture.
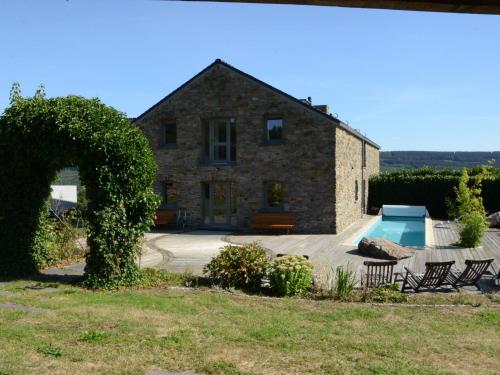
[333,129,380,232]
[334,127,363,233]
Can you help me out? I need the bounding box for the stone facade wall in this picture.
[136,64,338,232]
[333,129,380,232]
[334,128,363,233]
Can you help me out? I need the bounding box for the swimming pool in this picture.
[354,216,425,247]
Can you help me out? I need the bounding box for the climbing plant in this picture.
[0,85,160,288]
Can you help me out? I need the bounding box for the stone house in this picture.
[134,59,379,233]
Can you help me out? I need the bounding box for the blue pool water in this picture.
[355,216,425,247]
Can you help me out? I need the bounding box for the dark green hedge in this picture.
[368,167,500,218]
[0,89,160,288]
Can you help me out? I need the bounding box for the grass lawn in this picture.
[0,280,499,375]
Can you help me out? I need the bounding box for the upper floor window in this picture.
[203,118,236,163]
[355,180,359,201]
[265,181,284,210]
[163,123,177,146]
[266,118,283,143]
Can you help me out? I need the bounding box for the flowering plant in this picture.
[270,255,313,296]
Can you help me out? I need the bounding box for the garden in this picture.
[1,88,499,375]
[0,272,499,374]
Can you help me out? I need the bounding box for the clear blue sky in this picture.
[1,0,499,151]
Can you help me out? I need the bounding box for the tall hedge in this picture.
[369,167,500,218]
[0,89,160,288]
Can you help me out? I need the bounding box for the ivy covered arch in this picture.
[0,89,159,288]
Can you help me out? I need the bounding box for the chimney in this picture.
[300,97,312,105]
[313,104,330,114]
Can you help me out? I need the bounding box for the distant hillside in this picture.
[381,151,500,170]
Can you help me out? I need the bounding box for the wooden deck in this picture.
[399,221,500,276]
[225,216,500,284]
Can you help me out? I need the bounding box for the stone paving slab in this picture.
[0,303,44,312]
[24,285,59,292]
[41,262,86,277]
[0,290,24,298]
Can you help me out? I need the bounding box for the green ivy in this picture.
[0,86,160,288]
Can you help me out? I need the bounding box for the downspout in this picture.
[361,140,366,215]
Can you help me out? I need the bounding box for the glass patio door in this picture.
[202,182,237,227]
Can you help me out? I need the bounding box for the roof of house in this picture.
[134,59,380,149]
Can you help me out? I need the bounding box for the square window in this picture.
[266,182,284,209]
[266,118,283,142]
[164,123,177,145]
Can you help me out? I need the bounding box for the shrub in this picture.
[371,284,407,303]
[450,168,489,247]
[459,211,487,248]
[269,255,313,296]
[328,266,356,300]
[31,202,86,269]
[204,243,270,290]
[138,268,196,288]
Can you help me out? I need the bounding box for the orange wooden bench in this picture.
[153,210,176,227]
[250,212,296,232]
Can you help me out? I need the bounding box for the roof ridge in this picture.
[135,58,380,149]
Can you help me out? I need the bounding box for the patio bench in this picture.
[153,210,176,227]
[250,212,296,233]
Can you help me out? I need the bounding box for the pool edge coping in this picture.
[344,214,435,248]
[425,217,436,248]
[342,215,382,246]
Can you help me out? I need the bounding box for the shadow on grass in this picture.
[0,271,83,286]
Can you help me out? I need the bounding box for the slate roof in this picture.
[134,59,380,149]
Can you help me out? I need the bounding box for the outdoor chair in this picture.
[487,263,500,287]
[445,259,494,291]
[400,261,455,293]
[362,260,397,288]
